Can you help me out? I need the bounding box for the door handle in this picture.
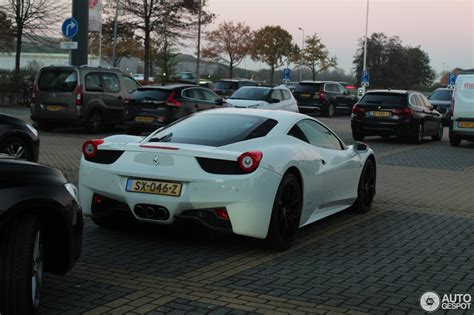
[321,159,326,165]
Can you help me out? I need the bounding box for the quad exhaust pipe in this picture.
[134,204,170,221]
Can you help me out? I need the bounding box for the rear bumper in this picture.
[351,117,417,136]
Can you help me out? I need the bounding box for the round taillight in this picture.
[82,139,104,158]
[238,151,263,173]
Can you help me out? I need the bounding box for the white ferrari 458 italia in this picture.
[78,108,376,250]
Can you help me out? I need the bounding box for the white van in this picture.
[449,72,474,146]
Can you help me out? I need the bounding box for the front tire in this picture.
[432,122,443,141]
[0,214,44,314]
[352,159,376,213]
[264,173,302,251]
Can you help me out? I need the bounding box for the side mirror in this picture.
[215,98,224,105]
[269,98,280,104]
[354,142,368,153]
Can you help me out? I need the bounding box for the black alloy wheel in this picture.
[86,111,104,134]
[352,159,376,213]
[0,136,32,161]
[432,122,443,141]
[325,103,335,117]
[265,173,302,251]
[413,122,423,144]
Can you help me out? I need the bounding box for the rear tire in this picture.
[264,173,302,251]
[86,111,104,134]
[352,159,376,213]
[449,131,461,146]
[0,214,43,315]
[432,122,443,141]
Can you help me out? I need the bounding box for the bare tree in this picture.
[0,0,64,76]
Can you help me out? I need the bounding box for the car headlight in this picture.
[64,183,79,203]
[26,124,38,137]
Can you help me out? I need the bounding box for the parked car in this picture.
[225,86,298,112]
[31,66,140,133]
[124,84,226,135]
[176,71,197,84]
[351,89,444,144]
[448,73,474,146]
[293,81,357,117]
[0,114,39,162]
[79,108,376,250]
[427,87,453,124]
[0,155,83,313]
[213,79,257,97]
[338,82,358,97]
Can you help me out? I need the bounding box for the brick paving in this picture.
[1,107,473,314]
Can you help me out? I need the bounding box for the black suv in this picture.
[124,84,226,134]
[293,81,357,117]
[351,90,444,144]
[213,79,257,97]
[31,66,140,133]
[0,155,83,313]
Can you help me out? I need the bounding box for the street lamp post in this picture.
[362,0,369,94]
[298,27,304,82]
[195,0,203,85]
[111,0,120,67]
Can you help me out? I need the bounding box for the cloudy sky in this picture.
[205,0,473,74]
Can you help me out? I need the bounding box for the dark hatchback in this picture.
[0,156,83,313]
[124,84,226,135]
[0,114,40,162]
[351,90,444,144]
[427,88,453,125]
[213,79,257,98]
[293,81,356,117]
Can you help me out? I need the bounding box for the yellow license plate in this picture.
[370,111,391,117]
[300,93,311,97]
[47,105,64,111]
[459,121,474,128]
[126,179,182,197]
[135,116,154,123]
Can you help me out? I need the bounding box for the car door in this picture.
[336,83,353,110]
[197,88,225,111]
[419,94,441,134]
[101,72,124,124]
[295,119,361,212]
[83,72,107,120]
[329,83,346,109]
[280,88,295,112]
[268,89,284,110]
[181,87,204,112]
[414,94,435,135]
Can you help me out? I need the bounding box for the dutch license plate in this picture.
[135,116,154,123]
[459,121,474,128]
[369,111,391,117]
[126,179,182,197]
[300,93,311,97]
[47,105,64,111]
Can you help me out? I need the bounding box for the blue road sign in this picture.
[448,73,457,87]
[283,68,291,81]
[62,18,78,39]
[362,70,370,86]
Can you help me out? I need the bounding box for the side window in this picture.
[84,72,103,92]
[122,76,139,94]
[282,89,292,100]
[409,94,420,107]
[200,89,220,102]
[325,83,336,93]
[270,89,283,102]
[102,73,121,93]
[419,94,433,109]
[182,88,202,100]
[337,84,346,94]
[294,119,343,150]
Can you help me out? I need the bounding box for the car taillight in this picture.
[449,97,455,115]
[392,107,414,116]
[166,91,181,107]
[124,96,130,104]
[31,84,37,103]
[215,208,229,220]
[318,86,326,101]
[82,139,104,158]
[352,104,367,114]
[238,151,263,173]
[75,85,83,106]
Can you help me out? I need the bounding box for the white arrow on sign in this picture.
[66,21,76,36]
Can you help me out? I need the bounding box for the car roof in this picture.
[299,80,341,84]
[195,107,307,122]
[218,79,254,82]
[366,89,411,95]
[140,83,199,90]
[39,65,123,73]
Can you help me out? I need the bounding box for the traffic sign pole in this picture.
[70,0,88,66]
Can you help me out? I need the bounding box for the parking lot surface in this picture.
[2,106,473,314]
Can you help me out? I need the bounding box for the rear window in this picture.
[215,81,238,90]
[148,113,278,147]
[359,93,407,107]
[294,83,323,93]
[130,89,170,101]
[38,69,77,92]
[229,87,271,101]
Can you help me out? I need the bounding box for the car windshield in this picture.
[359,93,407,107]
[215,81,238,90]
[429,89,453,101]
[229,87,271,101]
[38,69,77,92]
[147,113,278,147]
[294,83,323,93]
[179,73,195,80]
[130,89,170,101]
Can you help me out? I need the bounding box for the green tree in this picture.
[299,34,337,81]
[0,9,14,52]
[250,26,293,85]
[202,21,253,79]
[353,32,434,89]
